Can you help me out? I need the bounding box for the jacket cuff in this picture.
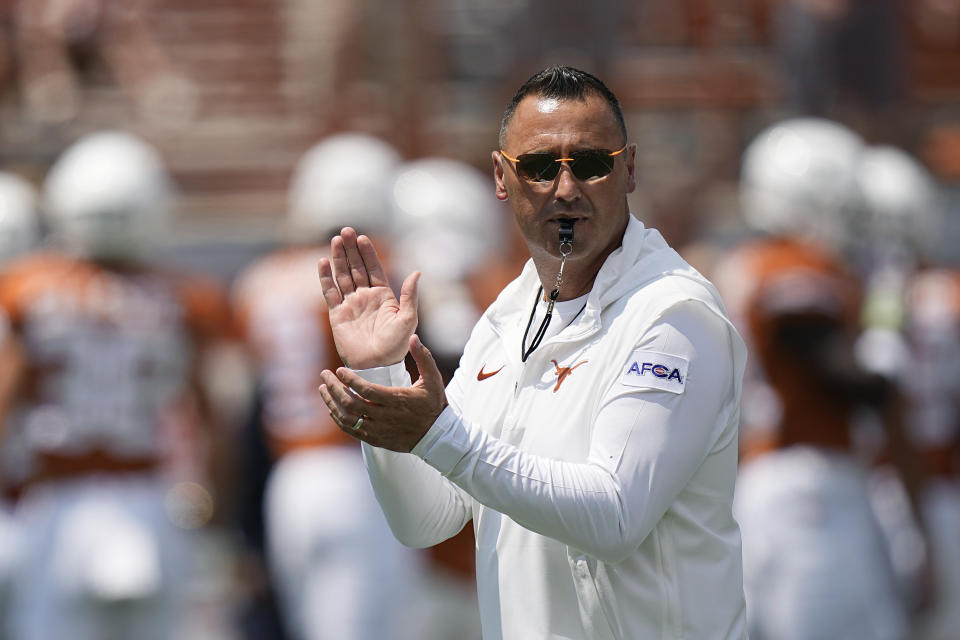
[353,361,412,387]
[411,405,471,475]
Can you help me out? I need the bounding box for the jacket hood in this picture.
[485,215,707,343]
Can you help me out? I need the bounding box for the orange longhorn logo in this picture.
[551,359,588,392]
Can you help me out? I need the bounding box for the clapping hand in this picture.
[317,227,419,369]
[317,227,448,451]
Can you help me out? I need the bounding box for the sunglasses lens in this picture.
[516,154,561,182]
[510,148,619,182]
[569,150,615,181]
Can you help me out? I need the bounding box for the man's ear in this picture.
[492,151,509,201]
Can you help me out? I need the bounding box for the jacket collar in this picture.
[486,215,697,344]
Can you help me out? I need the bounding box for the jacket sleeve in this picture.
[357,363,473,548]
[410,300,739,563]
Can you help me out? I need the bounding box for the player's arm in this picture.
[184,279,254,526]
[0,294,26,445]
[0,329,25,440]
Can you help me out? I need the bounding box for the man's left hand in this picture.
[319,334,449,452]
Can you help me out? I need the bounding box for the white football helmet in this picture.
[855,145,942,261]
[389,157,506,281]
[286,133,401,240]
[43,130,173,261]
[0,172,40,262]
[388,157,508,358]
[740,117,865,249]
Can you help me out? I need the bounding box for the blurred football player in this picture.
[854,146,959,639]
[714,117,914,639]
[0,170,40,639]
[0,130,233,640]
[231,132,424,640]
[905,269,960,639]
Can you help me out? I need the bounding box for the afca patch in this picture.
[619,350,688,394]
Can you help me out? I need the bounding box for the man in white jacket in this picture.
[316,66,749,640]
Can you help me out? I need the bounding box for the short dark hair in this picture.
[498,66,627,148]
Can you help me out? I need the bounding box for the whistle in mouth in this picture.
[559,219,575,245]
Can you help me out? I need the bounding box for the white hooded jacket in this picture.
[360,216,749,639]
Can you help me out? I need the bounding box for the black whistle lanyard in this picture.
[521,221,575,362]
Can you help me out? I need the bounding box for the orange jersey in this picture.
[714,236,863,456]
[0,251,231,480]
[232,246,350,459]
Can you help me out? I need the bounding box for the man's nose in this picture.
[554,164,581,202]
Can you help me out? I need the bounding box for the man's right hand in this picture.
[317,227,420,370]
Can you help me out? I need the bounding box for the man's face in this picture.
[493,93,636,268]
